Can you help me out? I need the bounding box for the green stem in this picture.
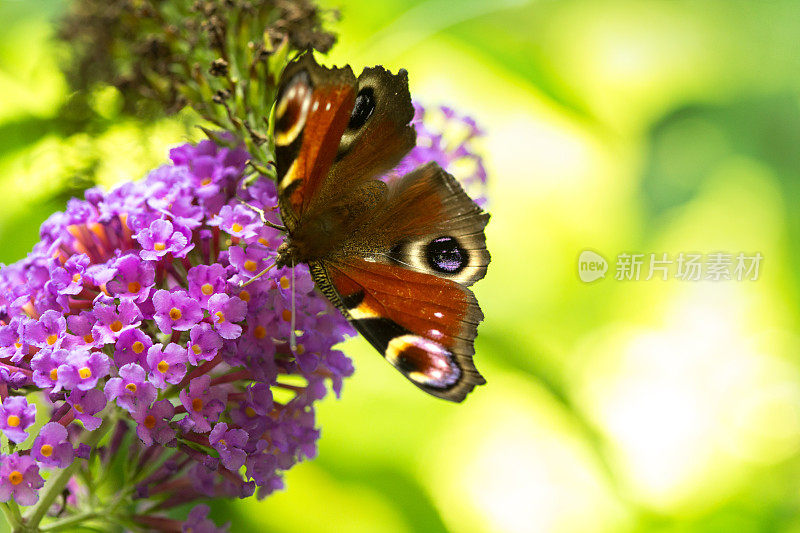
[38,511,98,532]
[1,501,23,530]
[22,418,115,531]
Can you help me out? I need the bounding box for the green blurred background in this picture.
[3,0,800,531]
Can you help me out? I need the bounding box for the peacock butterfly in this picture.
[261,52,490,402]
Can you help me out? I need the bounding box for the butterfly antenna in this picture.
[239,262,276,288]
[290,259,298,352]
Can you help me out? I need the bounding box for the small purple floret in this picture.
[0,396,37,444]
[31,422,74,468]
[0,453,44,505]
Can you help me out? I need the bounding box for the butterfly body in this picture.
[271,53,490,402]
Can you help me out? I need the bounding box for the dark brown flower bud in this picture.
[212,89,232,103]
[209,59,229,77]
[57,0,338,173]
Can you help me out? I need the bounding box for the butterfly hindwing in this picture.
[315,164,490,402]
[312,258,486,402]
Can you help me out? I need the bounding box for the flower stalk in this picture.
[59,0,339,178]
[0,500,23,531]
[23,417,115,530]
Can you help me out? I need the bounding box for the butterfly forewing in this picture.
[319,65,417,211]
[356,162,490,287]
[274,54,417,225]
[274,55,356,225]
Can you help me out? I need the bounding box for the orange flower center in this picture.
[144,415,157,429]
[243,260,257,272]
[6,415,20,427]
[125,383,138,393]
[157,360,169,373]
[74,403,84,414]
[201,177,212,186]
[8,471,22,485]
[191,398,203,412]
[40,444,53,457]
[238,290,251,302]
[231,223,243,233]
[215,311,225,323]
[83,334,94,343]
[279,276,290,290]
[245,407,257,418]
[132,341,145,354]
[254,325,267,339]
[72,273,81,283]
[295,344,305,355]
[46,334,58,346]
[281,309,292,322]
[78,367,92,379]
[257,237,268,246]
[128,281,141,293]
[169,308,182,321]
[192,344,202,355]
[201,283,214,296]
[110,320,123,333]
[49,368,58,381]
[154,242,167,251]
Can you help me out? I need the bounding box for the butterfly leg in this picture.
[236,198,287,232]
[246,159,274,176]
[244,160,277,186]
[289,260,297,352]
[239,262,277,287]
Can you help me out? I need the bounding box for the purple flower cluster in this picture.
[0,140,354,526]
[394,103,488,206]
